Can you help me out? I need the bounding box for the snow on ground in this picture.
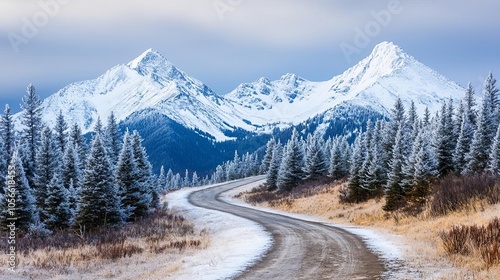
[164,183,272,280]
[221,181,422,279]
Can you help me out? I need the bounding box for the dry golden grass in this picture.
[0,207,209,279]
[240,182,500,279]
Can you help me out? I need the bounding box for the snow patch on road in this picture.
[164,183,272,280]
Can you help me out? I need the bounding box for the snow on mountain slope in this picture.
[226,42,465,130]
[39,49,252,141]
[35,42,467,141]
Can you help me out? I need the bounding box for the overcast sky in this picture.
[1,0,499,112]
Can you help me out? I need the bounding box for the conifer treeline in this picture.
[0,85,158,233]
[260,73,499,211]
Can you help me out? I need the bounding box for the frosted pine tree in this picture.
[453,113,475,174]
[172,173,182,189]
[69,123,87,169]
[328,139,343,180]
[75,133,122,229]
[1,104,15,164]
[409,131,438,205]
[304,134,327,179]
[192,171,199,187]
[484,73,499,127]
[130,131,155,208]
[487,123,500,175]
[463,87,496,174]
[359,120,374,188]
[382,98,406,171]
[183,169,190,187]
[423,107,431,127]
[464,83,477,126]
[54,110,68,155]
[157,166,166,191]
[260,138,276,174]
[347,135,369,202]
[364,120,386,195]
[266,141,282,191]
[434,102,455,176]
[213,165,225,184]
[44,174,72,230]
[93,117,104,136]
[277,129,303,192]
[115,133,139,220]
[165,168,174,190]
[104,112,122,167]
[61,142,82,212]
[0,149,36,232]
[34,127,60,220]
[20,84,43,188]
[383,124,407,211]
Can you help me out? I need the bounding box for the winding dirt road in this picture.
[188,177,386,280]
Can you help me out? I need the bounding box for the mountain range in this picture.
[28,42,467,174]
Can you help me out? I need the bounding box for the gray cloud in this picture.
[1,0,500,111]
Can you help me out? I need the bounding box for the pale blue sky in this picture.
[1,0,499,112]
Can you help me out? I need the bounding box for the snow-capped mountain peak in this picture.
[226,41,465,129]
[31,42,468,142]
[127,48,186,82]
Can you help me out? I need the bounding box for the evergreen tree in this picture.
[383,124,407,211]
[359,120,374,188]
[104,112,122,167]
[364,120,386,195]
[0,149,36,232]
[69,123,87,169]
[174,173,182,189]
[75,133,122,229]
[487,123,500,175]
[464,86,496,174]
[434,102,455,176]
[328,139,345,180]
[61,142,82,212]
[54,110,68,155]
[183,169,190,187]
[423,106,431,127]
[453,113,475,174]
[157,166,166,192]
[94,117,103,136]
[1,104,15,165]
[407,101,418,132]
[304,134,327,179]
[382,98,406,172]
[116,131,141,220]
[266,141,282,191]
[484,72,499,127]
[44,174,72,230]
[0,105,14,195]
[165,168,174,190]
[347,135,370,202]
[192,171,199,187]
[463,83,477,126]
[227,151,240,180]
[277,129,303,192]
[260,138,276,174]
[61,142,82,190]
[20,84,43,188]
[130,131,154,208]
[409,131,438,205]
[213,165,225,184]
[34,127,59,220]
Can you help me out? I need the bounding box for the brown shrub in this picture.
[440,217,500,267]
[431,174,500,216]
